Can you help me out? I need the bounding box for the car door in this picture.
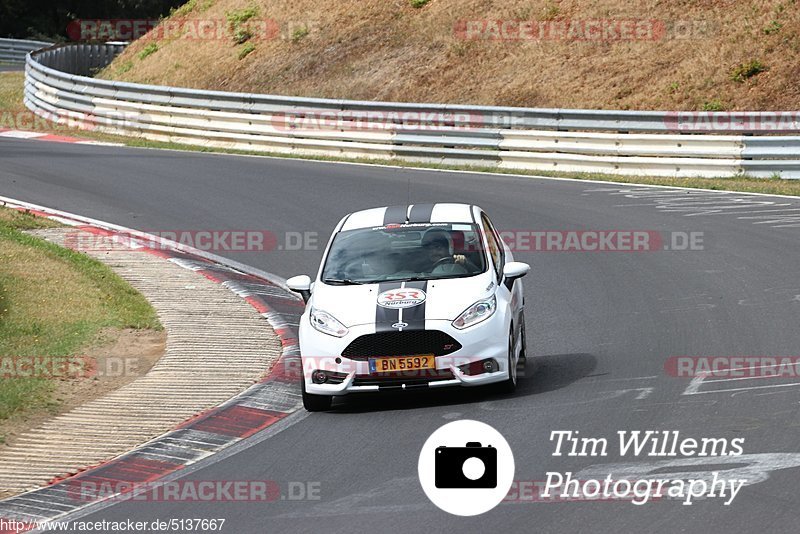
[480,212,524,337]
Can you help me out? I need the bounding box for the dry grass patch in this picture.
[0,71,25,115]
[99,0,800,110]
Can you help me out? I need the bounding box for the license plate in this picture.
[369,355,435,373]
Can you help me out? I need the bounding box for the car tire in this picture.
[302,379,333,412]
[499,328,518,394]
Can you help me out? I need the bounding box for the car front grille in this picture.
[341,330,462,360]
[353,369,456,388]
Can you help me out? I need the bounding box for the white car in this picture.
[287,203,529,411]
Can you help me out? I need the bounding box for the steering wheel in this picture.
[433,256,455,268]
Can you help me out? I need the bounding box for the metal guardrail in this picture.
[21,43,800,178]
[0,38,51,65]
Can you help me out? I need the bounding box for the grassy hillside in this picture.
[103,0,800,110]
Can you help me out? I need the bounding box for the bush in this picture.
[226,6,259,44]
[410,0,430,8]
[701,99,725,111]
[763,20,782,35]
[730,60,767,83]
[226,7,258,27]
[233,27,253,44]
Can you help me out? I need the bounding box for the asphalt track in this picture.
[2,139,800,533]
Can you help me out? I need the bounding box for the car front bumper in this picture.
[299,314,511,396]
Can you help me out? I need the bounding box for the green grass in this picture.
[763,20,783,35]
[225,6,258,26]
[291,25,310,42]
[410,0,430,8]
[116,60,134,75]
[226,6,259,44]
[731,60,767,83]
[701,99,725,111]
[0,207,160,426]
[233,27,253,44]
[138,43,159,60]
[170,0,216,18]
[238,42,256,60]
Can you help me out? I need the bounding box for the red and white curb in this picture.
[0,129,123,146]
[0,196,305,532]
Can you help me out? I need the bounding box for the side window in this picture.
[481,214,503,281]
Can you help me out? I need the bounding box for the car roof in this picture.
[340,203,479,231]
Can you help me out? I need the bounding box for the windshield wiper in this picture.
[380,274,471,283]
[322,278,366,285]
[373,275,433,283]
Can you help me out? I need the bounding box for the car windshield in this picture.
[321,223,488,284]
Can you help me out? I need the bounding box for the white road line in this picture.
[589,376,658,382]
[683,373,707,395]
[687,381,800,395]
[589,185,800,228]
[76,141,125,146]
[701,364,800,384]
[0,130,45,138]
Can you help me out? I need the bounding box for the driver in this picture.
[420,229,473,272]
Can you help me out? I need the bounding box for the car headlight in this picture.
[310,308,349,337]
[452,295,496,330]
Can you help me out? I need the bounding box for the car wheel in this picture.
[302,379,333,412]
[499,328,518,393]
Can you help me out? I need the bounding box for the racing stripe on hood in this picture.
[399,280,428,331]
[375,281,428,332]
[375,281,403,333]
[383,205,408,225]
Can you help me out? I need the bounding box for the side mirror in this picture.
[286,274,312,303]
[502,262,529,290]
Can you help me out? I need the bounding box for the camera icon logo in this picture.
[418,420,514,516]
[435,442,497,489]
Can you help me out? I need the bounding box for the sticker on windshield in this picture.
[377,289,427,309]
